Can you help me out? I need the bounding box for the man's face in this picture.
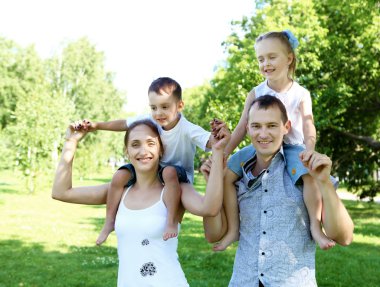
[246,103,290,161]
[148,90,183,130]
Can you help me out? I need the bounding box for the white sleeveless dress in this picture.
[115,186,189,287]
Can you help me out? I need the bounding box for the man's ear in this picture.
[284,120,291,135]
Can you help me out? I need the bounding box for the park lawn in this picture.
[0,170,379,287]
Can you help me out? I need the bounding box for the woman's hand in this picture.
[210,119,231,150]
[65,121,88,143]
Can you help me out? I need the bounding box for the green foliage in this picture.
[0,37,126,192]
[186,0,379,197]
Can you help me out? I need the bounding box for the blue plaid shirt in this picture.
[229,148,317,287]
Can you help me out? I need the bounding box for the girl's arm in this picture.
[224,89,256,155]
[51,126,108,205]
[300,95,316,151]
[181,125,230,217]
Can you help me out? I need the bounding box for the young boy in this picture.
[80,77,213,244]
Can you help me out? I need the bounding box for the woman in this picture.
[52,119,229,286]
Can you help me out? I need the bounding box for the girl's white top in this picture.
[255,80,312,145]
[115,186,189,287]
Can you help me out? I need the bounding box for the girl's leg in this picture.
[303,174,335,250]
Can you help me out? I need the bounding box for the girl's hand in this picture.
[300,150,331,183]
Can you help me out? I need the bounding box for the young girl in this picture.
[218,30,335,251]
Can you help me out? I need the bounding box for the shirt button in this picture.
[264,189,268,192]
[260,273,264,276]
[266,170,270,173]
[264,210,267,213]
[263,231,266,234]
[262,252,265,255]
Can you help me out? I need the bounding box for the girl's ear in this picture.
[287,52,294,66]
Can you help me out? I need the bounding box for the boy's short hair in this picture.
[148,77,182,101]
[249,95,289,124]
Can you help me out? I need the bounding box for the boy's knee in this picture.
[162,166,178,181]
[111,169,132,187]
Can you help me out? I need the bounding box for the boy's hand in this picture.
[73,119,97,132]
[209,119,230,150]
[66,122,88,143]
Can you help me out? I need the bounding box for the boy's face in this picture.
[246,103,290,161]
[148,90,183,130]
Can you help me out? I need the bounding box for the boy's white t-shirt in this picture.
[126,114,210,183]
[255,80,312,145]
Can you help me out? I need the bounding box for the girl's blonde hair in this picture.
[255,31,297,78]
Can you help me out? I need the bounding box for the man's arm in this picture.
[301,151,354,245]
[51,125,108,205]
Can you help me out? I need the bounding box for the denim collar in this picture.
[242,146,285,189]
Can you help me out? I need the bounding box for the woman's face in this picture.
[126,124,162,173]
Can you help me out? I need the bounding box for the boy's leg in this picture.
[161,166,181,241]
[96,168,133,245]
[303,174,335,250]
[213,169,240,251]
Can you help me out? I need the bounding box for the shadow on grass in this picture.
[0,186,21,195]
[0,239,117,287]
[316,240,380,287]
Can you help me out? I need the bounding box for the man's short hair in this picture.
[249,95,288,124]
[148,77,182,101]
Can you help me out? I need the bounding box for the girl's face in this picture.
[255,38,293,82]
[126,124,162,173]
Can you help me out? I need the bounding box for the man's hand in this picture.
[200,158,212,182]
[300,150,332,183]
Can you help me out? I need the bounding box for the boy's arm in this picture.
[224,89,256,155]
[300,95,316,151]
[300,151,354,246]
[91,119,128,132]
[51,125,108,205]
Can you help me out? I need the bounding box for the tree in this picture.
[189,0,379,197]
[46,38,126,176]
[0,37,126,192]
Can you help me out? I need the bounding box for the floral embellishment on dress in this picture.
[141,239,150,246]
[140,262,157,276]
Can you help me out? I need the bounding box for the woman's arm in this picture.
[181,124,230,217]
[224,89,255,155]
[51,126,108,205]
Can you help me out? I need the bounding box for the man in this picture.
[202,95,354,287]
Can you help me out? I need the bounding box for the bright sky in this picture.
[0,0,254,114]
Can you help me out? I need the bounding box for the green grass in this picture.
[0,170,379,286]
